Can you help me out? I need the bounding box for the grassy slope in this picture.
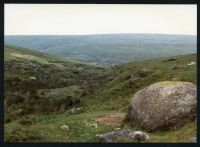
[4,45,107,114]
[4,44,68,63]
[4,45,197,142]
[86,54,197,112]
[4,44,103,66]
[4,44,106,80]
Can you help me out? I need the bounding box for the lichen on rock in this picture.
[128,81,197,132]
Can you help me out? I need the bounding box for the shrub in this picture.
[6,95,25,106]
[19,116,35,125]
[4,128,42,142]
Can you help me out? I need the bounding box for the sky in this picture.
[5,4,197,35]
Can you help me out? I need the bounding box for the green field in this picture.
[4,45,197,142]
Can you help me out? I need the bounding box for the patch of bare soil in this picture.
[95,111,126,127]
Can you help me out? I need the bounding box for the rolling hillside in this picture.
[4,45,107,114]
[86,54,197,111]
[5,34,196,66]
[4,44,101,66]
[4,45,197,142]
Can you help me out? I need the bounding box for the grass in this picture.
[4,45,63,63]
[86,54,197,112]
[4,45,107,114]
[147,122,196,143]
[4,45,197,142]
[4,111,196,142]
[5,111,115,142]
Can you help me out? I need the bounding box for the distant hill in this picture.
[4,44,102,66]
[5,34,196,66]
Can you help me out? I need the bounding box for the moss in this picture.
[152,81,180,87]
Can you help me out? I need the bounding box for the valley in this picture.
[5,34,196,66]
[4,43,197,142]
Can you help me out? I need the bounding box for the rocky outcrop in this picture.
[128,81,197,132]
[98,129,150,142]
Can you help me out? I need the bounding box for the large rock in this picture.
[128,81,196,132]
[98,129,150,142]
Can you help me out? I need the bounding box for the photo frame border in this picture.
[0,0,199,147]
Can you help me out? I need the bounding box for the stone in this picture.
[130,131,150,142]
[171,78,177,81]
[187,62,196,66]
[11,109,24,116]
[128,81,197,132]
[189,137,196,143]
[98,129,150,142]
[30,76,36,80]
[114,128,121,130]
[68,107,82,114]
[60,125,69,131]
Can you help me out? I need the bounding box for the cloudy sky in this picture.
[5,4,197,35]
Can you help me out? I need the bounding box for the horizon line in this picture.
[5,33,197,36]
